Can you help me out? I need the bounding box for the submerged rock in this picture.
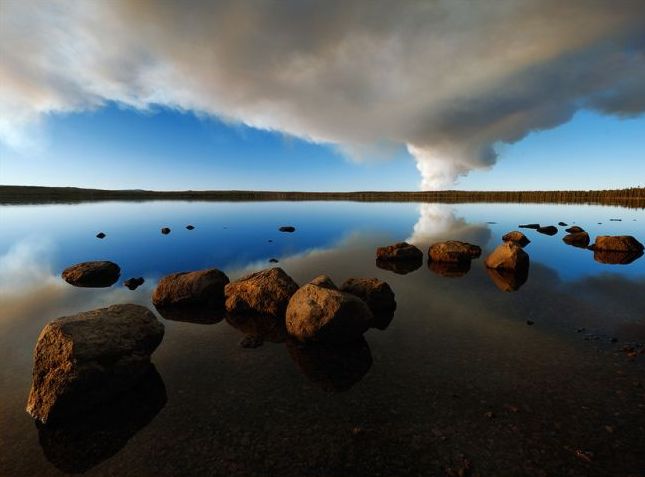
[123,277,145,290]
[161,227,171,235]
[376,242,423,261]
[592,235,644,252]
[566,226,585,233]
[518,223,540,229]
[340,277,396,330]
[428,241,481,263]
[502,231,530,247]
[485,242,530,272]
[96,232,106,239]
[61,261,120,288]
[152,268,229,307]
[279,226,296,233]
[286,338,372,392]
[36,366,166,474]
[225,267,299,318]
[558,222,568,226]
[26,304,164,424]
[563,231,590,248]
[376,257,422,275]
[537,225,558,235]
[286,282,372,344]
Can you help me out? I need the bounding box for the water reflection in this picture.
[593,249,644,265]
[486,266,529,292]
[375,257,422,275]
[37,365,166,474]
[428,259,471,278]
[155,304,225,324]
[225,313,288,344]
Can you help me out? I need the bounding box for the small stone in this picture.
[186,225,195,230]
[279,226,296,233]
[269,258,279,263]
[96,232,106,239]
[526,320,534,326]
[123,277,145,290]
[161,227,171,235]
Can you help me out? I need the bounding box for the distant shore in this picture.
[1,185,643,208]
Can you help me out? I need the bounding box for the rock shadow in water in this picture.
[287,338,372,392]
[37,365,167,474]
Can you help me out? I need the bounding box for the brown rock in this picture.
[565,226,585,233]
[340,277,396,330]
[286,283,372,344]
[562,231,590,248]
[26,304,164,424]
[428,241,481,263]
[123,277,144,290]
[485,242,530,272]
[309,274,338,289]
[225,267,299,318]
[376,242,423,261]
[502,231,530,247]
[61,261,120,288]
[592,235,644,252]
[536,225,558,235]
[152,268,229,307]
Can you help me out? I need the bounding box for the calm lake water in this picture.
[1,201,644,476]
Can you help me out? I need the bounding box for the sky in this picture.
[0,0,644,191]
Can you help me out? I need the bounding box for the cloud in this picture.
[1,0,644,187]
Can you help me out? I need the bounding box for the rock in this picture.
[593,249,643,265]
[268,258,279,263]
[225,267,299,318]
[36,366,166,473]
[286,282,372,344]
[558,222,568,226]
[610,218,622,221]
[123,277,145,290]
[486,266,529,292]
[428,241,481,263]
[502,231,530,247]
[340,277,396,330]
[225,313,287,343]
[152,268,230,307]
[279,226,296,233]
[485,242,530,272]
[96,232,106,239]
[566,226,585,233]
[562,231,590,248]
[592,235,644,252]
[186,225,195,230]
[518,224,540,229]
[428,260,471,278]
[61,261,120,288]
[161,227,171,235]
[536,225,558,235]
[286,338,372,392]
[309,274,338,289]
[26,304,164,424]
[376,242,423,261]
[376,258,422,275]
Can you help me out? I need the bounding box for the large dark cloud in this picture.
[1,0,644,187]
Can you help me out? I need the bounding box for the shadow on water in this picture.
[36,365,166,474]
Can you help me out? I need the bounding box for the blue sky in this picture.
[0,105,643,191]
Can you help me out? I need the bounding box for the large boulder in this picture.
[485,242,530,272]
[376,242,423,261]
[225,267,299,318]
[152,268,229,307]
[537,225,558,236]
[565,226,585,233]
[61,261,121,288]
[502,231,530,247]
[428,241,481,263]
[340,277,396,330]
[286,282,372,344]
[26,304,164,424]
[592,235,644,252]
[562,231,590,248]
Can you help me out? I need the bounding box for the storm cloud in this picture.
[1,0,644,187]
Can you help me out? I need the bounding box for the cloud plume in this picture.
[1,0,644,188]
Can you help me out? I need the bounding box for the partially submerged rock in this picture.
[268,258,279,263]
[340,277,396,330]
[537,225,558,236]
[376,242,423,261]
[161,227,171,235]
[225,267,299,318]
[26,304,164,424]
[562,231,590,248]
[566,226,585,233]
[123,277,144,290]
[186,225,195,230]
[279,226,296,233]
[592,235,644,252]
[485,242,530,272]
[286,282,372,344]
[558,222,568,226]
[152,268,230,307]
[428,241,481,263]
[61,261,120,288]
[518,223,540,229]
[502,231,530,247]
[96,232,106,239]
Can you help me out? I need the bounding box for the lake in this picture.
[1,201,643,476]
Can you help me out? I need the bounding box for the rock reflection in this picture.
[226,313,288,345]
[155,304,225,324]
[37,365,166,474]
[428,259,471,278]
[486,265,529,292]
[593,249,644,265]
[375,257,422,275]
[287,338,372,392]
